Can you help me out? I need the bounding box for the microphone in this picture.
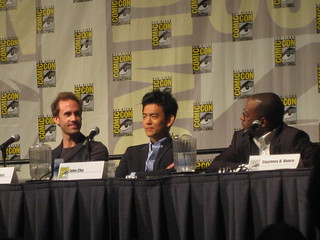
[83,127,100,146]
[0,134,20,150]
[249,120,261,132]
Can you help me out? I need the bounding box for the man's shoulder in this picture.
[126,143,148,151]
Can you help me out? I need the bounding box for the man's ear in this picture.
[166,115,175,128]
[260,117,267,128]
[53,116,60,125]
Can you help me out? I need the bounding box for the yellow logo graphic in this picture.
[282,96,297,124]
[192,45,212,74]
[37,60,56,88]
[0,0,17,11]
[0,37,19,64]
[74,29,93,57]
[193,103,213,131]
[113,52,132,81]
[274,0,294,8]
[152,20,172,49]
[233,69,254,99]
[113,109,133,137]
[38,116,56,142]
[191,0,212,17]
[1,91,19,118]
[36,7,54,33]
[232,12,253,41]
[111,0,131,26]
[75,84,94,111]
[153,76,172,93]
[317,5,320,34]
[6,145,20,160]
[274,37,296,67]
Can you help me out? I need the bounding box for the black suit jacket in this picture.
[52,133,109,163]
[207,123,318,173]
[115,138,173,178]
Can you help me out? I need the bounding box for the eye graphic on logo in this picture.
[119,63,132,76]
[240,80,254,93]
[82,94,93,107]
[81,39,92,52]
[44,70,56,82]
[284,106,296,119]
[45,125,56,138]
[200,112,213,126]
[43,16,54,29]
[239,22,253,35]
[198,0,211,12]
[7,100,19,113]
[159,31,171,44]
[282,47,295,61]
[120,119,133,132]
[6,46,18,60]
[200,55,212,69]
[118,7,130,21]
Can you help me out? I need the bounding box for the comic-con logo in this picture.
[36,60,56,88]
[233,69,254,99]
[317,5,320,34]
[0,0,17,11]
[318,64,320,93]
[193,102,213,131]
[74,29,93,57]
[5,144,20,160]
[152,20,171,49]
[38,115,56,142]
[274,36,296,66]
[113,109,133,137]
[0,37,19,64]
[112,52,132,81]
[274,0,294,8]
[111,0,131,26]
[36,7,54,34]
[232,12,253,41]
[196,158,213,170]
[281,96,297,124]
[75,84,94,112]
[191,0,212,17]
[153,76,172,93]
[1,91,19,118]
[192,45,212,74]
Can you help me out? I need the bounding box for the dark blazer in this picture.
[207,123,318,173]
[52,133,109,163]
[115,137,173,178]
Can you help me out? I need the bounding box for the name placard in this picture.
[0,167,18,184]
[248,154,300,171]
[57,161,105,180]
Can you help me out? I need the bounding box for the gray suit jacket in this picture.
[207,123,318,173]
[115,137,173,178]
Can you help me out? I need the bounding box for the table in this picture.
[0,168,316,240]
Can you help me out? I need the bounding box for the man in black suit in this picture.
[51,92,108,164]
[115,90,178,178]
[207,92,318,173]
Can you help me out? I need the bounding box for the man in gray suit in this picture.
[207,92,318,173]
[115,90,178,178]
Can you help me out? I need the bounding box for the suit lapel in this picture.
[153,138,172,170]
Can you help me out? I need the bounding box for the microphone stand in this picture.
[0,146,7,167]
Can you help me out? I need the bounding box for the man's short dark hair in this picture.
[251,92,284,129]
[142,90,178,118]
[51,92,82,117]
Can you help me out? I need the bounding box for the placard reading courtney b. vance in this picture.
[57,161,105,180]
[248,154,300,171]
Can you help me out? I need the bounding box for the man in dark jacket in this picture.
[207,92,318,173]
[115,90,178,178]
